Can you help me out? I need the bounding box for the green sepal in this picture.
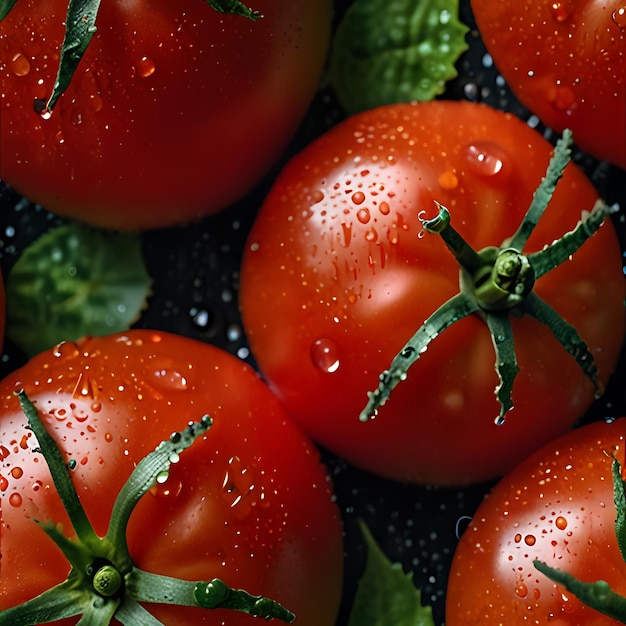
[485,313,518,422]
[105,415,213,556]
[0,0,17,20]
[0,583,88,625]
[613,458,626,563]
[6,222,151,359]
[360,292,479,421]
[328,0,469,115]
[205,0,261,20]
[534,560,626,623]
[507,130,574,251]
[519,292,602,397]
[348,521,435,626]
[46,0,101,111]
[16,390,98,545]
[527,199,616,280]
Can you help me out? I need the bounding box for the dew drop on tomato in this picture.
[549,85,576,114]
[0,474,8,490]
[52,341,81,359]
[465,142,508,179]
[613,6,626,28]
[8,492,22,508]
[356,208,371,224]
[10,52,30,77]
[550,1,571,23]
[136,56,156,78]
[555,515,568,530]
[310,338,340,373]
[151,367,189,392]
[438,170,459,190]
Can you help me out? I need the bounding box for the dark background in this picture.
[0,1,624,623]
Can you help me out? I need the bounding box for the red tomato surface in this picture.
[446,417,626,625]
[0,0,331,229]
[0,330,343,625]
[239,100,625,486]
[471,0,626,169]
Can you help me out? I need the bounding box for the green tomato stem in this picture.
[2,394,295,624]
[362,129,612,422]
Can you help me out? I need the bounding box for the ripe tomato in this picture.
[446,417,626,625]
[239,100,625,486]
[470,0,626,170]
[0,330,343,625]
[0,0,331,230]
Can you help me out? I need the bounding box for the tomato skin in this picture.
[446,417,626,625]
[239,100,625,486]
[470,0,626,169]
[0,0,331,230]
[0,330,343,625]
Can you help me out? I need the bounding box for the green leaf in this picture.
[6,222,151,358]
[328,0,469,115]
[348,521,435,626]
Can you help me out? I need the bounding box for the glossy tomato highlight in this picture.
[0,0,332,229]
[0,330,343,625]
[239,100,625,486]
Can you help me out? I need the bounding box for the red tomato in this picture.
[446,417,626,625]
[0,0,331,229]
[470,0,626,169]
[239,100,625,486]
[0,330,343,625]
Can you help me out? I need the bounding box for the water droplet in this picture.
[8,492,22,507]
[364,227,378,242]
[32,480,43,492]
[341,222,352,247]
[356,208,371,224]
[73,372,96,400]
[310,189,325,204]
[515,582,528,598]
[438,170,458,190]
[156,470,169,484]
[524,534,536,546]
[10,52,31,76]
[0,474,9,491]
[136,56,156,78]
[10,467,23,479]
[91,401,102,413]
[379,201,391,215]
[495,415,506,426]
[550,2,571,22]
[33,98,52,119]
[150,478,183,499]
[52,341,81,359]
[152,364,189,391]
[222,456,257,514]
[351,191,366,205]
[555,515,568,530]
[310,338,340,373]
[549,85,576,114]
[0,445,10,460]
[104,432,113,443]
[465,142,508,178]
[612,6,626,28]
